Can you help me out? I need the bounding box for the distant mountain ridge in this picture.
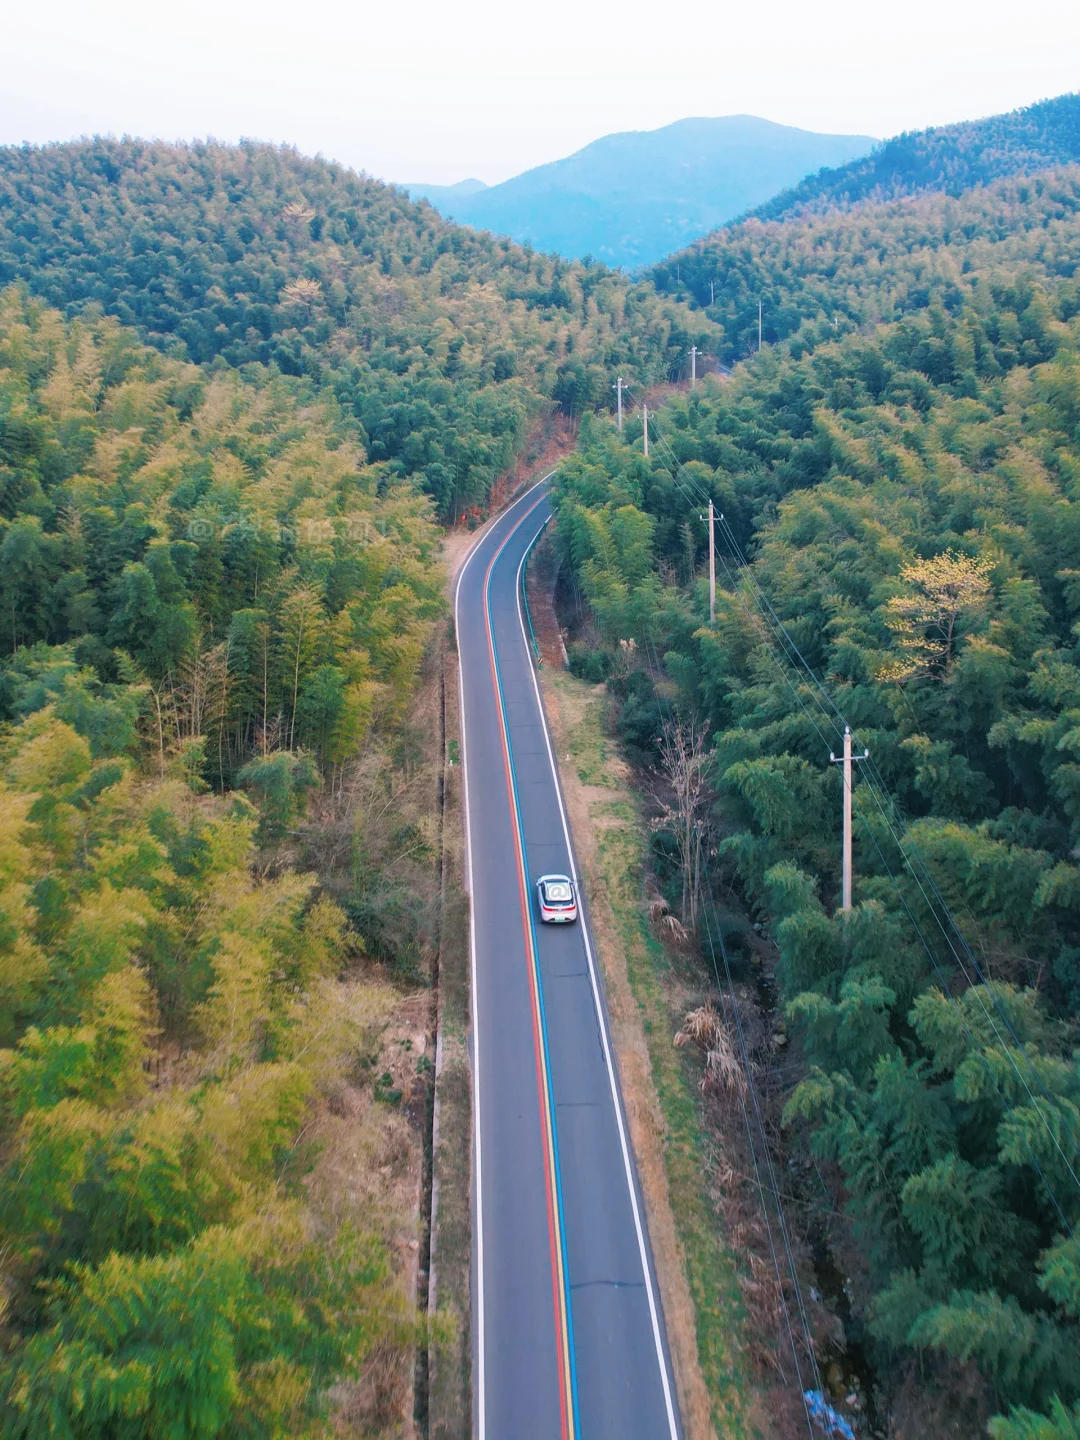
[406,177,488,206]
[403,116,875,268]
[748,91,1080,220]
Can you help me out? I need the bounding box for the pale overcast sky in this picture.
[2,0,1078,185]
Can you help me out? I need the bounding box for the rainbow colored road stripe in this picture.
[482,498,580,1440]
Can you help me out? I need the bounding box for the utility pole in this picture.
[613,376,624,431]
[710,278,715,305]
[758,298,763,352]
[708,500,715,622]
[690,345,698,388]
[829,726,870,910]
[642,404,649,457]
[698,503,717,622]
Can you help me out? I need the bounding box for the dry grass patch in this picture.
[304,981,430,1438]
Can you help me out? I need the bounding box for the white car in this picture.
[536,874,578,924]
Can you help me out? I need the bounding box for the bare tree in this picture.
[655,721,711,931]
[149,640,233,780]
[175,640,231,743]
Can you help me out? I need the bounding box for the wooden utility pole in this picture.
[708,501,715,623]
[613,376,624,431]
[642,404,649,456]
[690,345,698,388]
[829,726,870,910]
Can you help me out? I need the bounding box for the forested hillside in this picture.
[0,133,716,1436]
[0,291,442,1434]
[12,114,1080,1436]
[655,166,1080,364]
[0,138,708,519]
[747,91,1080,222]
[0,684,418,1436]
[0,290,442,778]
[550,169,1080,1434]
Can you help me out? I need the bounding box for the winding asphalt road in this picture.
[455,480,682,1440]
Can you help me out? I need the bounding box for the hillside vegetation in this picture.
[0,290,442,1434]
[749,91,1080,222]
[655,166,1080,365]
[0,134,722,1436]
[550,169,1080,1434]
[0,290,442,785]
[406,116,874,270]
[0,684,419,1438]
[0,138,708,520]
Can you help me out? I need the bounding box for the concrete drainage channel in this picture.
[414,626,474,1439]
[411,644,443,1436]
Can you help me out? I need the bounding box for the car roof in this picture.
[538,873,572,884]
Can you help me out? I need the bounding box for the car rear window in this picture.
[544,881,573,903]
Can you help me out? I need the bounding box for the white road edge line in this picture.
[513,515,682,1440]
[452,477,553,1440]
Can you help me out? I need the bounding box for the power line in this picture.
[701,487,1080,1207]
[634,410,1080,1217]
[636,622,822,1433]
[702,500,1080,1185]
[598,421,1080,1439]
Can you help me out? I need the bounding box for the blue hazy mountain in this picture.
[404,177,489,207]
[402,116,875,268]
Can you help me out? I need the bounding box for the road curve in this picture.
[455,480,682,1440]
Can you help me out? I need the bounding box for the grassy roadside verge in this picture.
[541,668,760,1440]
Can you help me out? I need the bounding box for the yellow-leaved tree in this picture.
[881,549,995,680]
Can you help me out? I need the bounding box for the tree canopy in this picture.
[551,168,1080,1432]
[653,165,1080,365]
[0,673,413,1437]
[0,288,444,785]
[749,91,1080,222]
[0,286,446,1435]
[0,138,711,519]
